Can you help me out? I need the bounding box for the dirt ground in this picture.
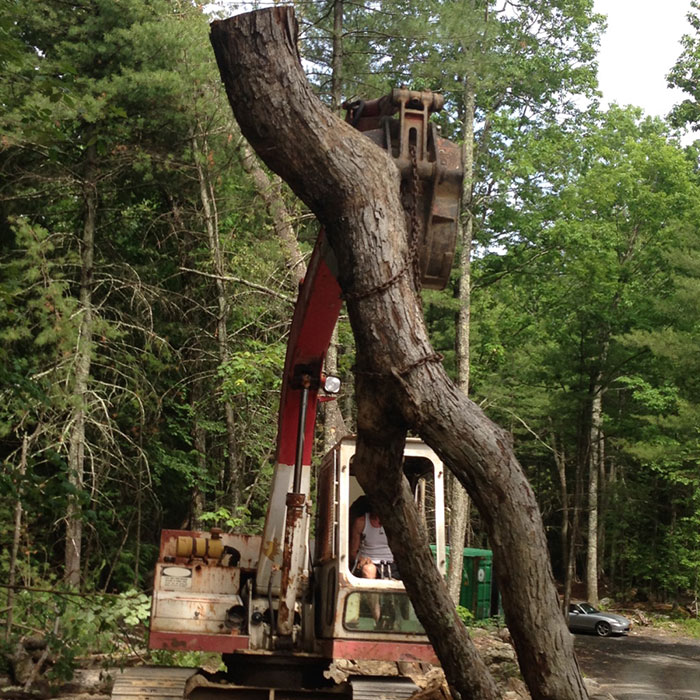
[574,625,700,700]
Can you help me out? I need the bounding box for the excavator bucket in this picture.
[344,88,464,290]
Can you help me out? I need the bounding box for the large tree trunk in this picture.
[565,443,584,612]
[210,9,587,699]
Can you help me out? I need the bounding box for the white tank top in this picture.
[358,513,393,563]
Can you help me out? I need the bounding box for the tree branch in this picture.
[179,267,294,303]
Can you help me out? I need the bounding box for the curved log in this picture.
[210,8,587,700]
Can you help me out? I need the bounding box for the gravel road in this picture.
[574,630,700,699]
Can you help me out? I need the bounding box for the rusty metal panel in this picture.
[152,591,243,634]
[331,638,438,665]
[278,492,307,637]
[152,562,244,636]
[149,630,249,654]
[154,563,241,595]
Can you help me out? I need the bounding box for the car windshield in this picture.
[579,603,597,614]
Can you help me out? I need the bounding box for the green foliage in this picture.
[468,103,700,591]
[218,342,284,402]
[1,568,152,683]
[1,0,295,596]
[148,650,225,671]
[468,615,507,631]
[455,605,474,624]
[199,505,251,532]
[668,0,700,130]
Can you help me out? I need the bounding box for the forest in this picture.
[2,0,700,681]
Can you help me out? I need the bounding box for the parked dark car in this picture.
[568,602,631,637]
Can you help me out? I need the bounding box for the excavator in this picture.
[111,88,463,700]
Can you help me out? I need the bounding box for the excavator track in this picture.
[110,666,418,700]
[349,676,419,700]
[111,666,197,699]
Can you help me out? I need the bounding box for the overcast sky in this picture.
[593,0,693,121]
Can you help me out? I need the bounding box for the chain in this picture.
[341,261,410,301]
[408,143,423,292]
[352,352,443,379]
[396,351,443,376]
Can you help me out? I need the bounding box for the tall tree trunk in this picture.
[193,129,239,506]
[65,139,97,589]
[564,444,584,613]
[447,75,475,605]
[597,428,607,576]
[6,432,29,641]
[323,0,346,452]
[210,10,588,698]
[237,140,306,287]
[586,379,604,605]
[551,428,569,606]
[330,0,344,112]
[322,328,344,451]
[608,458,617,588]
[191,380,207,530]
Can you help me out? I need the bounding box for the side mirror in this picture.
[323,375,341,394]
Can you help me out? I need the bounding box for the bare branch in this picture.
[179,266,294,303]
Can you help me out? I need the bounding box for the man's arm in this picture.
[349,515,364,564]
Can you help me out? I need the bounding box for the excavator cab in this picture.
[313,436,445,663]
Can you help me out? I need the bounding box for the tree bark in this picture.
[551,427,569,608]
[210,9,587,699]
[191,427,207,528]
[565,443,584,613]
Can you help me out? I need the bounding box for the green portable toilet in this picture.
[433,545,494,620]
[459,548,493,619]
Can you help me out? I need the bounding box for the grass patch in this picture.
[650,614,700,638]
[674,617,700,638]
